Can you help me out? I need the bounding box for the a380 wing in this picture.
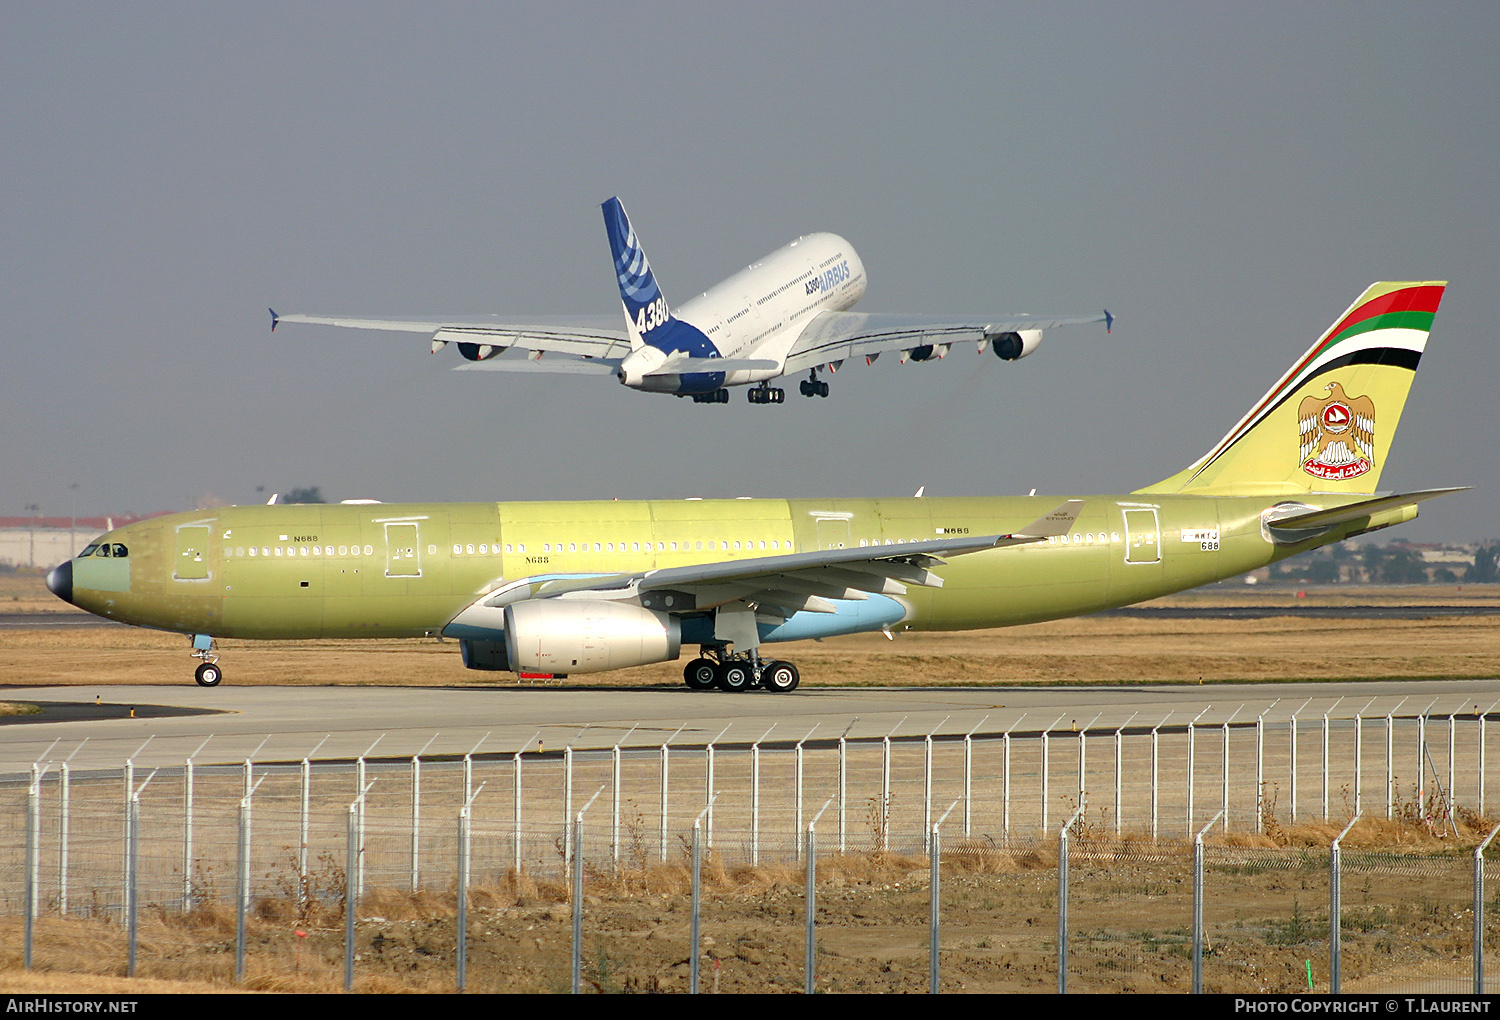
[781,310,1111,374]
[269,312,632,363]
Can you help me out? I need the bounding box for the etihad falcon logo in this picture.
[1298,382,1375,481]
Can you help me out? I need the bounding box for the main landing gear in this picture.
[748,382,785,404]
[682,650,800,693]
[692,388,730,404]
[799,369,829,398]
[190,634,222,687]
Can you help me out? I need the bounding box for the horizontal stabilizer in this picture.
[456,359,620,375]
[1266,488,1469,531]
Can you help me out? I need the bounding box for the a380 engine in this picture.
[987,329,1044,360]
[458,599,681,676]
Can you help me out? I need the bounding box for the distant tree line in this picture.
[1268,541,1500,584]
[281,487,326,505]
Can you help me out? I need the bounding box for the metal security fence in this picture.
[7,701,1500,992]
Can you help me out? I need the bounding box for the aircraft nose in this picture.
[45,560,74,605]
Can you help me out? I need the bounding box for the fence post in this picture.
[1475,821,1500,994]
[25,765,39,969]
[565,745,575,868]
[1041,725,1051,835]
[923,733,933,854]
[1192,810,1225,993]
[411,754,422,891]
[59,761,70,916]
[691,819,702,993]
[1002,715,1025,840]
[930,823,941,994]
[1222,707,1239,832]
[236,791,249,983]
[356,756,367,900]
[1386,706,1397,819]
[1058,802,1085,993]
[127,789,139,977]
[1482,709,1490,819]
[345,801,357,991]
[1290,707,1300,823]
[1256,709,1266,833]
[881,735,892,852]
[1321,699,1342,821]
[572,812,583,994]
[660,738,671,863]
[1450,713,1458,811]
[1187,707,1208,837]
[457,803,470,992]
[1151,716,1165,841]
[839,733,848,853]
[804,822,817,994]
[1330,814,1359,993]
[1354,710,1364,818]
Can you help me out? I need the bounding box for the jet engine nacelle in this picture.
[456,342,503,361]
[502,599,681,674]
[987,329,1044,361]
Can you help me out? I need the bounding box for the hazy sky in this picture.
[4,3,1496,543]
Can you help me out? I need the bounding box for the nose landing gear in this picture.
[190,634,222,687]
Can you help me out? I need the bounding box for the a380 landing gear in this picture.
[748,383,785,404]
[681,651,800,693]
[798,370,829,398]
[692,388,730,404]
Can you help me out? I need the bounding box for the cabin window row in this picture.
[229,545,376,558]
[1044,533,1122,545]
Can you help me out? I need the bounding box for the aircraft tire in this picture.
[194,662,223,688]
[716,661,753,692]
[817,382,829,397]
[684,658,718,690]
[762,661,800,693]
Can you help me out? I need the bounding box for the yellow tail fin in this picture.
[1138,281,1446,496]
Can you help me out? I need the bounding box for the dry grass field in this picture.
[1,570,1497,689]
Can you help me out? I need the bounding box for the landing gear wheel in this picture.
[683,658,718,690]
[716,661,754,692]
[762,661,800,692]
[194,662,222,688]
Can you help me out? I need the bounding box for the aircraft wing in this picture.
[269,311,633,361]
[455,501,1084,626]
[781,310,1112,374]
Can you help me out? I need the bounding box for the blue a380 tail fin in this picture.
[602,197,674,351]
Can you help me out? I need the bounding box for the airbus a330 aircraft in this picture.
[52,282,1458,691]
[269,197,1112,404]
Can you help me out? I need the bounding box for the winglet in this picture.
[1010,499,1086,539]
[1103,310,1114,334]
[269,308,279,333]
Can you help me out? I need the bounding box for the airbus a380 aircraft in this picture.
[269,198,1112,404]
[52,282,1458,690]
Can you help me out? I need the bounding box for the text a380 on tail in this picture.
[50,282,1461,691]
[269,197,1113,404]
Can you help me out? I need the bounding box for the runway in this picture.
[4,677,1500,775]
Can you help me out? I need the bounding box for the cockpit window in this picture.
[79,544,100,557]
[96,544,111,557]
[112,544,128,558]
